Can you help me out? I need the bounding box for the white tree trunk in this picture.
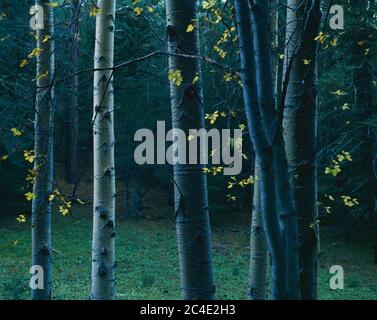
[31,0,55,300]
[91,0,117,300]
[248,161,268,300]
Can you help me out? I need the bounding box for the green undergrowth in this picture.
[1,204,376,300]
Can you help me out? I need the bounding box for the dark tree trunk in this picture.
[166,0,215,300]
[235,0,289,300]
[283,0,321,299]
[31,0,55,300]
[66,0,80,184]
[353,62,377,265]
[252,0,301,299]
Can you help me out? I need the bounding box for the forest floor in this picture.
[1,171,377,300]
[1,200,377,300]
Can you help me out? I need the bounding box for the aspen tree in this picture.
[31,0,55,300]
[283,0,321,299]
[235,0,300,299]
[248,161,268,300]
[66,0,80,184]
[234,0,287,299]
[166,0,216,300]
[91,0,117,300]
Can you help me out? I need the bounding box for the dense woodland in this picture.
[0,0,377,300]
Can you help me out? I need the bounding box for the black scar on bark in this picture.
[100,247,108,256]
[103,220,114,230]
[98,262,108,277]
[38,244,51,256]
[95,206,110,219]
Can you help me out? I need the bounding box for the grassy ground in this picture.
[1,202,377,300]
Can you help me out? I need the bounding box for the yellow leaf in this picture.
[202,0,217,10]
[59,205,69,216]
[26,169,37,183]
[331,89,347,96]
[47,2,60,8]
[223,73,232,81]
[186,24,195,32]
[25,192,35,201]
[168,70,183,86]
[192,73,199,84]
[16,214,27,223]
[314,32,328,44]
[330,38,338,47]
[303,59,311,65]
[35,70,49,81]
[11,128,22,136]
[24,150,35,163]
[89,6,102,17]
[42,35,51,43]
[342,103,350,110]
[0,155,8,161]
[19,59,29,68]
[28,47,43,59]
[134,7,143,16]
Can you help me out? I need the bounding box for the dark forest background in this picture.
[0,0,377,300]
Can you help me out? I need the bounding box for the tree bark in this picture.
[248,160,268,300]
[91,0,116,300]
[252,0,301,299]
[234,0,288,300]
[166,0,215,300]
[283,0,321,299]
[66,0,80,184]
[273,0,285,106]
[270,0,283,103]
[353,62,377,265]
[31,0,55,300]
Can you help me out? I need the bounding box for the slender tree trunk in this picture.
[235,0,288,300]
[166,0,215,300]
[353,62,377,264]
[270,0,278,92]
[91,0,116,300]
[248,160,268,300]
[274,0,285,106]
[283,0,321,299]
[31,0,55,300]
[250,0,300,299]
[66,0,80,184]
